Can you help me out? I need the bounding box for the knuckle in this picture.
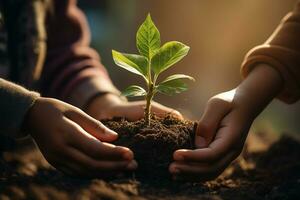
[66,107,86,120]
[64,109,78,119]
[208,96,232,110]
[207,97,219,107]
[98,124,108,134]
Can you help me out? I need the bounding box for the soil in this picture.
[0,129,300,199]
[102,115,196,180]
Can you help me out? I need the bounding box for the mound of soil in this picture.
[102,115,196,179]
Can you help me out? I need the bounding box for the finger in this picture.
[52,159,90,178]
[68,147,137,172]
[115,101,145,121]
[196,98,232,148]
[59,147,137,178]
[66,108,118,142]
[174,122,238,163]
[174,148,218,163]
[169,163,216,181]
[63,118,134,161]
[151,101,183,119]
[110,101,183,121]
[170,151,236,181]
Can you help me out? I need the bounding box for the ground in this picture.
[0,131,299,200]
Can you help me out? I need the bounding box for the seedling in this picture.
[112,14,194,126]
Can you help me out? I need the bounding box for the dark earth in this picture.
[0,116,299,200]
[103,115,196,180]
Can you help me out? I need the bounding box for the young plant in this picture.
[112,14,194,126]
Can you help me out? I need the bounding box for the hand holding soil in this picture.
[23,97,137,178]
[170,64,284,181]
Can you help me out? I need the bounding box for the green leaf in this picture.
[156,74,194,96]
[112,50,148,80]
[156,80,187,96]
[160,74,195,83]
[122,85,147,97]
[151,41,190,76]
[136,14,161,58]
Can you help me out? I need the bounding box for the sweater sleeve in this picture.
[0,78,40,138]
[40,0,120,109]
[241,2,300,104]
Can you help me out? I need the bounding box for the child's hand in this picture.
[86,94,183,121]
[170,89,254,181]
[169,64,283,181]
[25,97,137,178]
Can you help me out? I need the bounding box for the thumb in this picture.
[151,101,183,120]
[109,101,183,121]
[66,108,118,142]
[196,99,231,148]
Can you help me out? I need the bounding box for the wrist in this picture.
[22,97,42,137]
[235,64,283,117]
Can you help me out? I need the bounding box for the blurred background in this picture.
[78,0,300,136]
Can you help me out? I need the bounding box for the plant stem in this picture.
[145,58,153,126]
[145,83,154,126]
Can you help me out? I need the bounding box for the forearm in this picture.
[236,64,284,118]
[0,78,40,138]
[241,3,300,103]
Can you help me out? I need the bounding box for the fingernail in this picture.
[123,151,133,160]
[106,129,118,136]
[127,160,138,170]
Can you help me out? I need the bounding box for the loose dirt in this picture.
[102,115,195,180]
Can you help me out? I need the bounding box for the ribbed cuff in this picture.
[241,45,300,104]
[0,79,40,138]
